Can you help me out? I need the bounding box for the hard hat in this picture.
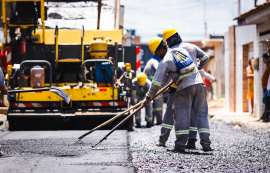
[148,37,163,54]
[0,43,2,50]
[163,27,178,41]
[137,72,147,85]
[125,63,131,71]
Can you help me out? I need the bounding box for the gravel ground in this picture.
[128,120,270,173]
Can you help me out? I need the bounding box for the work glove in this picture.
[168,84,177,93]
[142,97,151,108]
[0,85,8,95]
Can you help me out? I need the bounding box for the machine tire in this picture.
[127,116,134,131]
[8,119,18,131]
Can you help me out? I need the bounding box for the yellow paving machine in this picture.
[2,0,136,130]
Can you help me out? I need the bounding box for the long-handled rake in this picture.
[76,80,174,143]
[91,80,174,148]
[76,101,142,142]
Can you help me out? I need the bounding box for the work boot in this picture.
[167,145,186,153]
[186,138,197,149]
[202,145,213,152]
[146,122,153,128]
[136,123,141,128]
[259,113,269,122]
[262,113,269,122]
[0,151,3,157]
[156,141,166,147]
[156,122,162,125]
[262,118,269,122]
[200,138,212,151]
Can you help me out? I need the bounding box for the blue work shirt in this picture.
[0,68,5,86]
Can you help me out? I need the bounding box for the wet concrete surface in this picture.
[0,130,134,173]
[128,120,270,172]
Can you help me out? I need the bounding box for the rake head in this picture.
[50,86,71,104]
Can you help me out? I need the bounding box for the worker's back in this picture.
[179,42,203,66]
[143,55,160,81]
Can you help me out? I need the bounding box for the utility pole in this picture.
[238,0,241,16]
[115,0,120,30]
[126,30,132,46]
[97,0,102,29]
[204,0,207,37]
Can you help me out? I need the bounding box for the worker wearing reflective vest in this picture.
[143,27,212,152]
[156,34,214,148]
[0,68,8,157]
[143,51,163,125]
[132,72,153,128]
[156,69,215,149]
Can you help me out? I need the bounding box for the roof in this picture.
[209,35,224,39]
[48,0,97,2]
[234,1,270,20]
[188,41,203,49]
[202,34,223,48]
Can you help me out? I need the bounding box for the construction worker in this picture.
[143,27,212,152]
[156,69,215,149]
[0,43,7,107]
[146,37,177,147]
[143,44,164,125]
[132,72,153,128]
[0,43,7,73]
[0,68,8,157]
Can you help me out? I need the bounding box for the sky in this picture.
[121,0,267,43]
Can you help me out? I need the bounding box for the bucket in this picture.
[95,62,112,87]
[30,65,44,88]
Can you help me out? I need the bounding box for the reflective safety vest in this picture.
[171,50,195,75]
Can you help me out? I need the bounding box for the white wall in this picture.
[224,31,230,111]
[235,25,257,113]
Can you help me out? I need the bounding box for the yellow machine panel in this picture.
[16,87,118,101]
[90,37,108,59]
[32,29,122,44]
[66,87,118,101]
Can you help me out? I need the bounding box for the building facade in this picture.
[225,2,270,117]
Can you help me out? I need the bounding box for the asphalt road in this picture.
[0,130,134,173]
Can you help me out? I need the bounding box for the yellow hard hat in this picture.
[0,43,2,50]
[125,63,131,72]
[163,27,178,41]
[148,37,163,54]
[137,72,147,85]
